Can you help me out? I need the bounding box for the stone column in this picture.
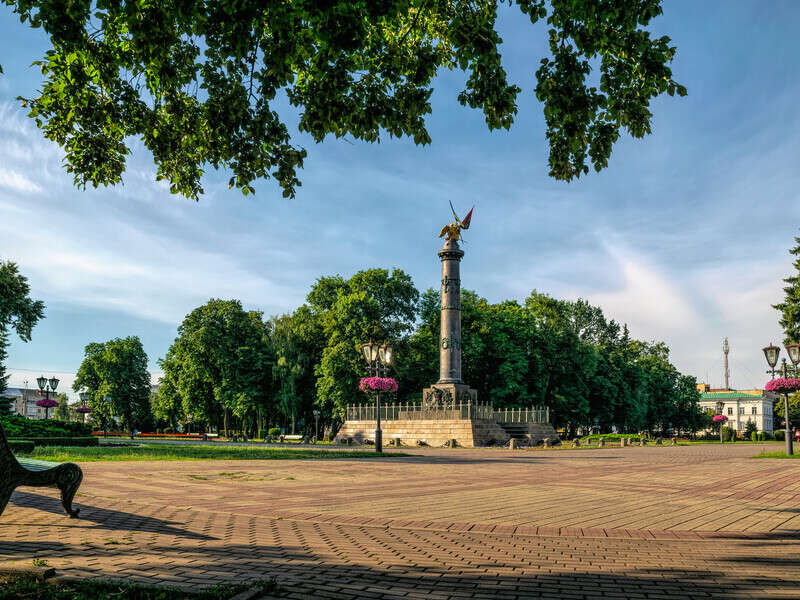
[438,238,464,384]
[422,238,477,410]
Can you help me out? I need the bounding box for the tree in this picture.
[3,1,685,199]
[312,269,419,420]
[775,393,800,429]
[0,261,45,390]
[272,306,324,435]
[73,336,151,438]
[773,234,800,344]
[54,392,70,421]
[159,299,275,436]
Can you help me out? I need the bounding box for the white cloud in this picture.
[0,168,43,194]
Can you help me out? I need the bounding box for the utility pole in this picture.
[723,337,730,390]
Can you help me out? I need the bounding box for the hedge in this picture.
[9,440,34,454]
[579,434,642,443]
[0,415,93,438]
[10,437,99,448]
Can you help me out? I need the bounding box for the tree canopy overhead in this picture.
[4,0,685,199]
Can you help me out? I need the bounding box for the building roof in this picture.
[0,388,24,398]
[701,391,769,400]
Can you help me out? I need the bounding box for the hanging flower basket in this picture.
[712,414,728,423]
[359,377,398,393]
[76,406,92,414]
[35,398,59,408]
[764,378,800,393]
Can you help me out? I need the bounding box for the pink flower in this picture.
[35,398,59,408]
[359,377,398,393]
[712,414,728,423]
[764,378,800,393]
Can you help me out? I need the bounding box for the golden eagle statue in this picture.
[439,202,474,242]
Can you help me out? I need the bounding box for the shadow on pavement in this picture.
[1,539,798,599]
[5,491,217,541]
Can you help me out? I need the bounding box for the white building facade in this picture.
[699,390,776,434]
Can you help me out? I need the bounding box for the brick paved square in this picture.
[2,444,799,598]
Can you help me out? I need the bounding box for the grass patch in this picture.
[0,573,277,600]
[754,450,800,458]
[16,443,408,462]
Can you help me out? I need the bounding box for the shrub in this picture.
[268,427,281,438]
[774,429,785,441]
[163,427,174,434]
[11,437,99,447]
[579,433,641,443]
[762,431,773,440]
[751,431,758,442]
[0,415,92,438]
[721,426,735,442]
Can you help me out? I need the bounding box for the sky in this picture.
[2,1,799,399]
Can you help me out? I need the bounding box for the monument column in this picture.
[438,238,464,384]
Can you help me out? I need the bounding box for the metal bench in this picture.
[0,422,83,518]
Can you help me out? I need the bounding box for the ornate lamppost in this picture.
[35,375,59,420]
[359,341,395,453]
[77,390,92,423]
[715,400,725,444]
[762,343,799,456]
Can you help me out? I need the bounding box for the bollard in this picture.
[598,438,605,447]
[640,437,646,447]
[509,438,518,450]
[671,437,677,446]
[573,438,581,448]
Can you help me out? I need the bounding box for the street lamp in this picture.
[359,340,394,453]
[763,343,794,456]
[35,375,59,419]
[763,344,780,378]
[313,409,320,441]
[77,390,92,422]
[715,400,725,444]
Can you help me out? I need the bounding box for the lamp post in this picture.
[716,400,725,444]
[360,340,394,453]
[763,343,796,456]
[77,390,92,423]
[35,375,60,420]
[313,409,320,442]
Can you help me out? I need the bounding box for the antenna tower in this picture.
[723,337,730,390]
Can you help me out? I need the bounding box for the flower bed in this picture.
[91,431,204,439]
[359,377,398,393]
[764,378,800,393]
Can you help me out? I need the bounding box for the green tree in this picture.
[0,261,45,390]
[775,393,800,429]
[54,392,70,421]
[773,234,800,344]
[312,269,419,420]
[159,299,275,436]
[272,306,324,435]
[73,336,151,438]
[4,0,685,199]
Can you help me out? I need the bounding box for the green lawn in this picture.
[17,443,408,462]
[0,573,276,600]
[754,450,800,459]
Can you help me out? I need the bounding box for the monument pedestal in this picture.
[422,382,477,409]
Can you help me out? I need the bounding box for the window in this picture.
[739,407,745,415]
[752,406,757,415]
[727,407,733,415]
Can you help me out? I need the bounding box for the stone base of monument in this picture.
[334,418,557,449]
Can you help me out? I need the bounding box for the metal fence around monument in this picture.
[345,402,549,423]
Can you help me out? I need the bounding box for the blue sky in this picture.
[2,1,799,398]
